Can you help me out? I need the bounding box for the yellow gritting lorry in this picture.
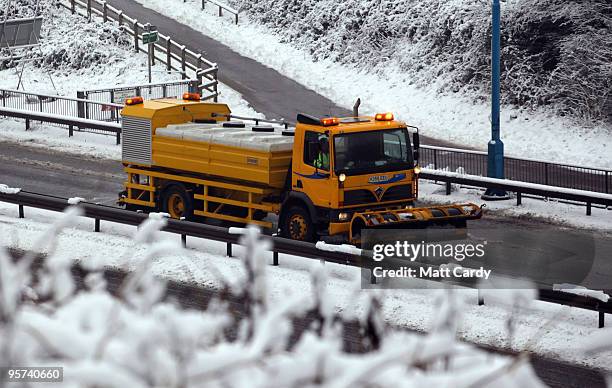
[118,94,482,243]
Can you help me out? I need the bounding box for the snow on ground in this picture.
[0,201,610,371]
[418,178,612,232]
[132,0,612,170]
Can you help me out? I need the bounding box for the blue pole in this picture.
[483,0,509,200]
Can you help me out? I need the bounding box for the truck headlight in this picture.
[339,173,346,182]
[338,212,349,221]
[414,166,421,175]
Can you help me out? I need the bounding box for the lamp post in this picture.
[482,0,510,200]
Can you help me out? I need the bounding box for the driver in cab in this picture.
[314,135,330,170]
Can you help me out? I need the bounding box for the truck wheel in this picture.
[282,206,315,242]
[162,185,194,220]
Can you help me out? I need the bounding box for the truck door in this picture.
[293,130,334,208]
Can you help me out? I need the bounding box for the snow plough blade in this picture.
[349,203,484,243]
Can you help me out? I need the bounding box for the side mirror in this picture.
[412,132,420,163]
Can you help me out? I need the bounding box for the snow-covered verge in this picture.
[233,0,612,125]
[0,0,177,93]
[418,175,612,232]
[1,208,551,387]
[1,201,611,372]
[131,0,612,170]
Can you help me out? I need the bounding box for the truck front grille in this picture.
[381,184,412,202]
[343,184,412,206]
[343,189,377,205]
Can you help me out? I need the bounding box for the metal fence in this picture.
[186,0,240,24]
[78,79,199,105]
[0,88,122,130]
[61,0,219,101]
[421,145,612,194]
[0,106,122,143]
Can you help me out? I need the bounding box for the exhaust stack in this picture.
[353,98,361,117]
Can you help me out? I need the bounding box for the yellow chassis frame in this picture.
[121,166,280,228]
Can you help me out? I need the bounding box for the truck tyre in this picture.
[161,185,194,220]
[281,206,315,242]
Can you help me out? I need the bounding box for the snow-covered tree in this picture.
[0,208,547,387]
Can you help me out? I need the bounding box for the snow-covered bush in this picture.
[234,0,612,124]
[0,208,547,386]
[1,0,132,72]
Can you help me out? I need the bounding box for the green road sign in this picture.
[142,32,158,44]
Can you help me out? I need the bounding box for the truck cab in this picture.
[280,112,421,242]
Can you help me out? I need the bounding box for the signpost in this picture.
[143,24,158,84]
[142,30,158,45]
[482,0,509,200]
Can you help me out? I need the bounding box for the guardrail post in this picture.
[606,171,609,194]
[218,5,222,17]
[213,67,218,102]
[599,312,605,328]
[25,118,30,130]
[201,0,205,10]
[162,85,167,98]
[95,218,100,232]
[18,205,24,218]
[87,0,92,21]
[516,191,521,206]
[478,289,484,305]
[181,46,186,79]
[181,234,187,247]
[433,148,438,169]
[69,125,74,137]
[273,251,279,266]
[235,13,238,25]
[102,1,108,21]
[166,38,172,72]
[445,181,451,195]
[134,21,139,52]
[116,130,121,145]
[544,162,549,186]
[226,242,232,257]
[586,202,592,216]
[71,0,75,14]
[118,11,123,26]
[76,91,86,120]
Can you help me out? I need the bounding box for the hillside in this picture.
[234,0,612,125]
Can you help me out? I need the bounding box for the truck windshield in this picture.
[333,128,414,175]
